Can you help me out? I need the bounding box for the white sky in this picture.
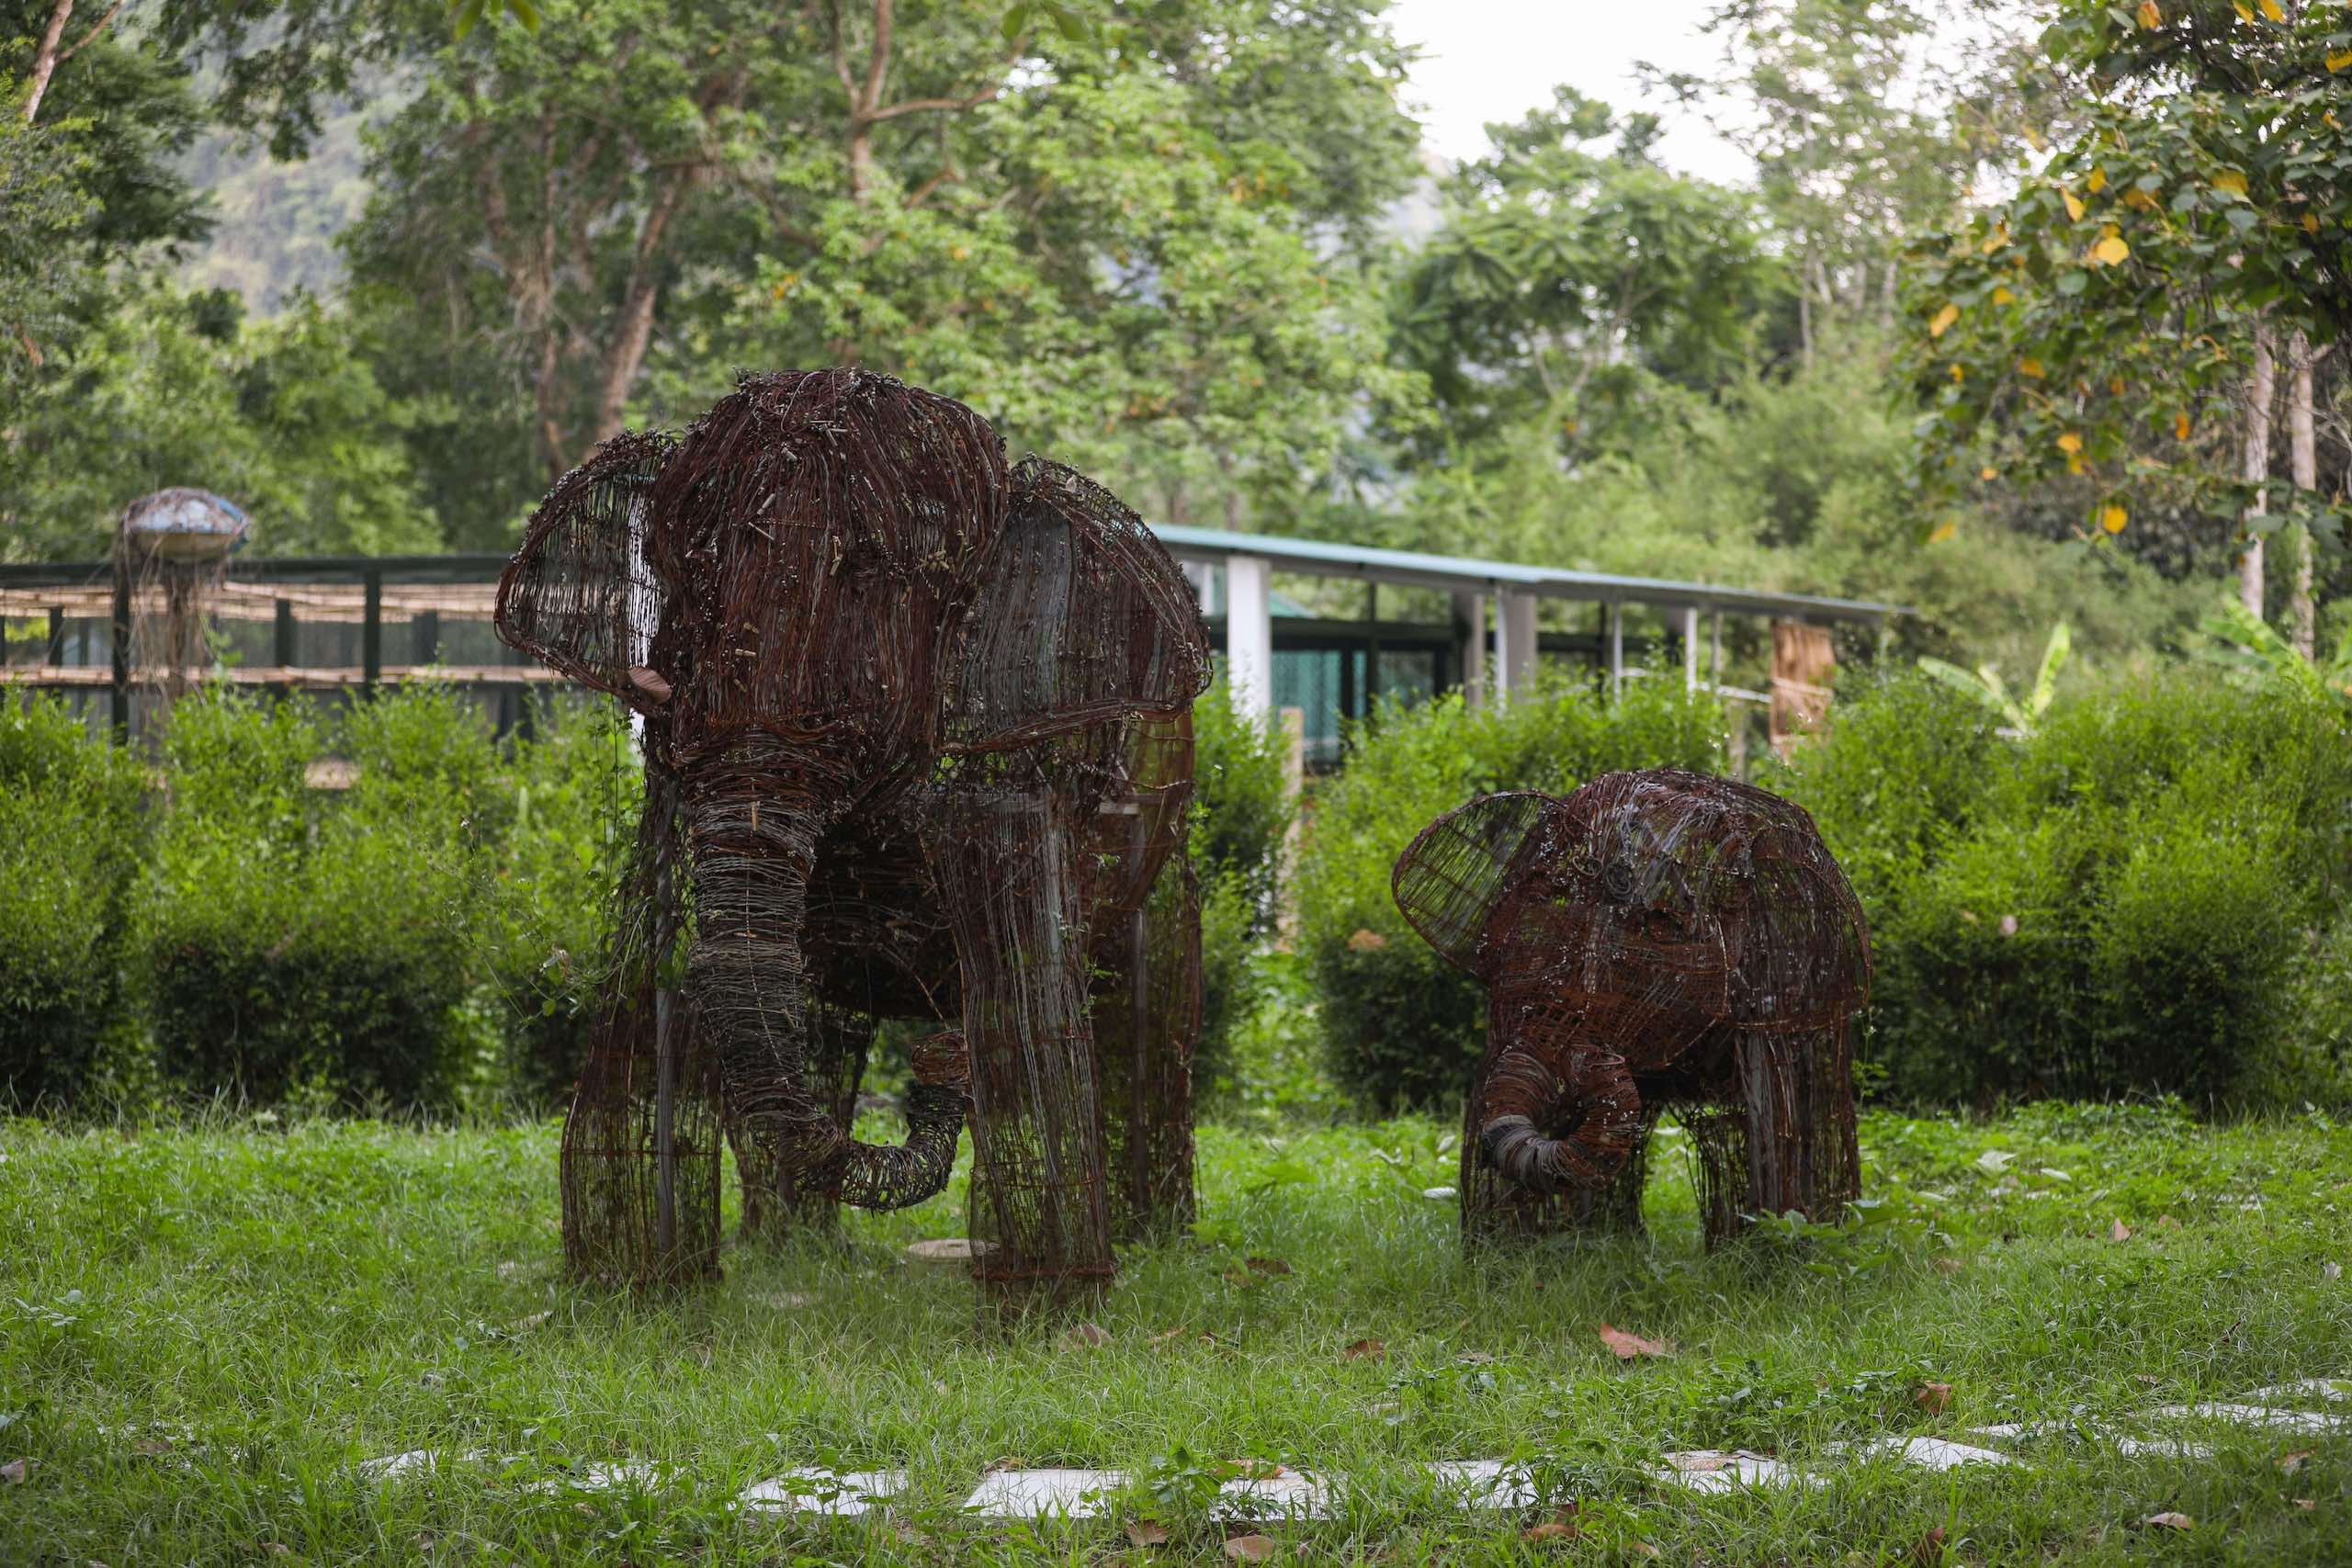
[1385,0,1756,184]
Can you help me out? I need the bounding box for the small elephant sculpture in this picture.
[1391,769,1869,1245]
[495,369,1212,1311]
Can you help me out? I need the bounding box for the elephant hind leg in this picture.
[1734,1021,1860,1228]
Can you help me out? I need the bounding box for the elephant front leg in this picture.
[926,786,1114,1316]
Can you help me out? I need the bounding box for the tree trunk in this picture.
[21,1,73,125]
[586,171,691,459]
[2239,321,2277,620]
[2287,329,2318,660]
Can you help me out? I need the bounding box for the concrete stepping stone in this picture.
[904,1238,996,1265]
[1652,1450,1807,1492]
[740,1468,905,1517]
[962,1467,1122,1519]
[1836,1436,2015,1471]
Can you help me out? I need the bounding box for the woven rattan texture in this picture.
[1394,769,1869,1247]
[496,370,1211,1309]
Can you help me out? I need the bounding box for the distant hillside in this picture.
[174,105,375,315]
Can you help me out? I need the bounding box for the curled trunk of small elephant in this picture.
[1476,1043,1641,1193]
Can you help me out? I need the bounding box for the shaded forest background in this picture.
[5,0,2347,678]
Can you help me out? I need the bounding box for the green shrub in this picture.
[0,699,149,1106]
[488,695,639,1106]
[1297,678,1725,1111]
[141,687,492,1108]
[1789,671,2352,1109]
[1182,679,1295,1096]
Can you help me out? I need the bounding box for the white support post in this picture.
[1453,590,1487,710]
[1607,601,1624,702]
[1681,605,1700,694]
[1224,553,1274,720]
[1711,608,1724,688]
[1497,590,1537,702]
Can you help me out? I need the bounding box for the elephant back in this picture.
[942,457,1213,754]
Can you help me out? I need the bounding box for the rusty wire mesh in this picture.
[496,369,1210,1307]
[1393,768,1868,1247]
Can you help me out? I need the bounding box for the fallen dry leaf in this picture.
[1245,1257,1292,1276]
[1522,1520,1578,1544]
[2154,1214,2178,1230]
[2293,1498,2316,1512]
[1233,1459,1287,1480]
[0,1459,24,1484]
[1152,1326,1190,1346]
[985,1456,1029,1472]
[1057,1322,1113,1350]
[1346,928,1387,952]
[2110,1219,2134,1243]
[1224,1533,1277,1562]
[1916,1382,1953,1414]
[1934,1257,1965,1275]
[132,1437,173,1457]
[1911,1526,1949,1565]
[1664,1452,1727,1472]
[1125,1519,1171,1547]
[2143,1512,2193,1531]
[1626,1543,1662,1561]
[1598,1323,1673,1359]
[2278,1450,2313,1474]
[1344,1337,1386,1360]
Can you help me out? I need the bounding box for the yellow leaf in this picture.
[2330,50,2352,73]
[2057,432,2084,454]
[2214,170,2248,197]
[1980,467,2000,481]
[2067,453,2087,476]
[2233,0,2253,19]
[2258,0,2282,19]
[1980,223,2009,254]
[1929,302,1961,337]
[2123,187,2158,210]
[2088,166,2109,193]
[1928,520,1959,543]
[2305,212,2322,233]
[1951,364,1966,382]
[2110,375,2126,395]
[2101,503,2128,533]
[950,244,970,262]
[2135,0,2161,26]
[1992,286,2017,305]
[2063,189,2086,221]
[2019,356,2046,378]
[2025,127,2047,152]
[2095,235,2131,265]
[2175,412,2191,440]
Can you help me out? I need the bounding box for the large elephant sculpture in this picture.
[1390,769,1869,1246]
[494,369,1213,1312]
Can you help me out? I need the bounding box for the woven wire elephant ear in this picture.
[942,456,1214,756]
[1390,790,1556,976]
[494,430,678,711]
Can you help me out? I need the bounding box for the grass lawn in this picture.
[3,1100,2347,1564]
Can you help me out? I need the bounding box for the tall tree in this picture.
[1908,0,2351,625]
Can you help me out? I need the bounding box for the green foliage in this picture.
[486,695,638,1105]
[1908,0,2352,549]
[1780,671,2352,1108]
[1187,676,1290,929]
[2,289,440,560]
[140,688,492,1108]
[1297,680,1724,1111]
[1916,620,2070,733]
[0,699,148,1106]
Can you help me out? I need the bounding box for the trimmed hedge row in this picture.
[1295,670,2352,1113]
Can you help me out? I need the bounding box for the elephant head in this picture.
[496,370,1209,1233]
[1393,769,1869,1200]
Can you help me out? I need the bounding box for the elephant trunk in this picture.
[1476,1039,1640,1193]
[685,789,967,1212]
